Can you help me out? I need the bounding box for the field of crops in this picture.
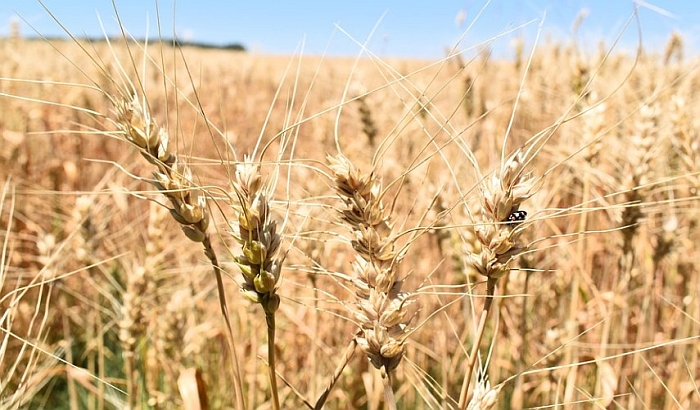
[1,11,699,409]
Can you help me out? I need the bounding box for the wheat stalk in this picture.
[459,148,537,409]
[111,92,245,408]
[230,156,284,410]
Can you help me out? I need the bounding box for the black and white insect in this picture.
[506,210,527,225]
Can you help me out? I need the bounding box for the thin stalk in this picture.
[458,277,497,410]
[123,351,135,409]
[565,168,590,405]
[311,277,319,399]
[203,235,245,410]
[265,312,280,410]
[381,368,397,410]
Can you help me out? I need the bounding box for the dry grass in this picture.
[1,6,699,409]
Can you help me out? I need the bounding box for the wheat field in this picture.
[0,6,699,410]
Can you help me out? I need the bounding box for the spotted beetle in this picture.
[506,210,527,224]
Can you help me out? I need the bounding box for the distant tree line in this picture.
[21,35,246,52]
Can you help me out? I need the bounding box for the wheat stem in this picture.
[266,312,280,410]
[203,234,246,409]
[381,368,397,410]
[458,294,492,410]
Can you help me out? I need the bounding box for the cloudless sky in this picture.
[1,1,698,59]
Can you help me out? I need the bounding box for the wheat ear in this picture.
[327,154,417,409]
[466,371,501,410]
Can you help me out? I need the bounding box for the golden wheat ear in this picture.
[230,157,283,313]
[326,153,417,406]
[472,148,538,283]
[113,94,209,242]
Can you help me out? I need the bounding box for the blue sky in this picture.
[1,1,698,59]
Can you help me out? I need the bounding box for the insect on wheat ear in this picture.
[506,210,527,225]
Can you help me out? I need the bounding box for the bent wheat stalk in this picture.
[112,93,245,409]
